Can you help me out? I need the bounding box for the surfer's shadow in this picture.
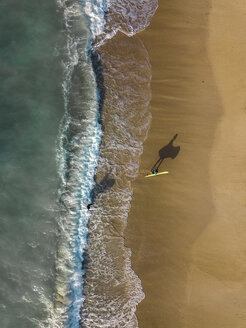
[151,134,180,172]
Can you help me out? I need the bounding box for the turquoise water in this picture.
[0,0,158,327]
[0,1,64,327]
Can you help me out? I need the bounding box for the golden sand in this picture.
[126,0,246,327]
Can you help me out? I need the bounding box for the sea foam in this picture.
[40,0,158,327]
[80,34,152,328]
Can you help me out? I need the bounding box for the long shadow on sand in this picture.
[151,134,180,172]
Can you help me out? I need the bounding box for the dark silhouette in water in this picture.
[93,172,115,196]
[151,134,180,172]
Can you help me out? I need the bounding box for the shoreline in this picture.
[127,0,246,326]
[126,0,222,326]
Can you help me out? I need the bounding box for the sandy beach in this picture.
[126,0,246,327]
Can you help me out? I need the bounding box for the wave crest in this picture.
[82,0,158,46]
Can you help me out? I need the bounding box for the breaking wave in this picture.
[39,0,157,327]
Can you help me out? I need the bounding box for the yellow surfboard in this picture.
[145,171,169,178]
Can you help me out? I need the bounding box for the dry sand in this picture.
[126,0,246,327]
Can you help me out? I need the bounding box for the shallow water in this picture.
[81,33,152,328]
[0,0,158,327]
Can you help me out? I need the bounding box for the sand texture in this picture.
[126,0,246,327]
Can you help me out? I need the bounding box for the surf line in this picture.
[55,1,103,328]
[64,50,103,328]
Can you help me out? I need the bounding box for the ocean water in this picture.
[0,0,158,327]
[0,0,64,327]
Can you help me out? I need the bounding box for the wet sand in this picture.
[126,0,246,327]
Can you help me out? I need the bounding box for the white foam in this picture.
[37,0,102,327]
[80,34,152,328]
[81,0,108,37]
[38,0,156,327]
[82,0,158,47]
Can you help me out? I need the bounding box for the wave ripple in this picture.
[81,34,152,328]
[42,0,157,327]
